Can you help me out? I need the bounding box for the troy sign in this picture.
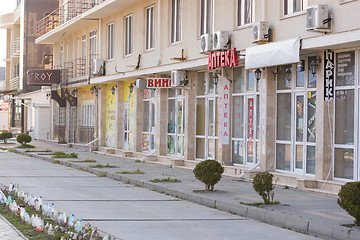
[147,78,172,88]
[27,69,60,86]
[208,48,238,70]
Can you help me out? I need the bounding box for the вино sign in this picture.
[147,78,171,88]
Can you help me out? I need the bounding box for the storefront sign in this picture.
[222,83,230,144]
[208,48,238,70]
[27,69,60,86]
[324,50,334,101]
[147,78,171,88]
[61,88,77,107]
[1,102,9,111]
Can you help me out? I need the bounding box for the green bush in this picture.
[0,132,12,143]
[16,134,32,145]
[193,160,224,191]
[252,171,275,204]
[338,182,360,225]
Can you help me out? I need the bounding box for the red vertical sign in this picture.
[248,98,253,154]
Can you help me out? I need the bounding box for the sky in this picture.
[0,0,16,67]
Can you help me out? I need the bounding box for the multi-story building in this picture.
[0,0,58,134]
[35,0,360,191]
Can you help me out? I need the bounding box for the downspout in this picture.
[98,18,102,59]
[261,0,265,21]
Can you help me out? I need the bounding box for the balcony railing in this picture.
[37,0,106,38]
[53,54,98,86]
[10,76,20,90]
[10,38,20,56]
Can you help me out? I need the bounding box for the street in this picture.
[0,150,319,240]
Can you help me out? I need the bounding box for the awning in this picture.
[245,38,300,70]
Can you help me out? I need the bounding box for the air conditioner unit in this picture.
[253,22,270,42]
[92,59,105,75]
[213,31,229,51]
[306,5,330,31]
[136,79,147,90]
[171,70,187,87]
[200,33,213,53]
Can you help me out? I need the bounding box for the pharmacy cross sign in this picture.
[27,69,60,86]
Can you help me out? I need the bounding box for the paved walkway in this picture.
[0,215,27,240]
[1,140,360,240]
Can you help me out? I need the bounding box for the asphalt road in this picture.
[0,150,320,240]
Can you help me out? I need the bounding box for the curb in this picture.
[11,149,360,240]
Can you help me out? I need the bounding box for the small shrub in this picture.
[15,144,35,148]
[193,160,224,191]
[16,134,32,145]
[88,164,117,168]
[51,151,78,158]
[0,132,12,143]
[252,171,275,204]
[338,182,360,226]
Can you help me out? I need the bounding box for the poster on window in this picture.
[248,98,253,154]
[336,51,355,86]
[142,134,149,152]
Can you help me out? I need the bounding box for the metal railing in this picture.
[10,38,20,56]
[37,0,107,38]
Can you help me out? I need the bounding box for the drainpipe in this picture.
[98,18,102,59]
[261,0,265,21]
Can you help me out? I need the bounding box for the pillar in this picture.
[155,88,167,155]
[184,71,196,160]
[98,84,107,146]
[133,86,143,152]
[116,82,124,149]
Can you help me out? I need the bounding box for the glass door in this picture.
[123,102,130,150]
[246,96,255,165]
[294,94,305,173]
[142,90,156,152]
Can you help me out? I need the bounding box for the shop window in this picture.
[277,65,292,90]
[334,148,354,179]
[145,5,155,50]
[276,143,291,171]
[237,0,253,26]
[200,0,213,35]
[335,90,354,145]
[171,0,182,43]
[125,14,133,56]
[297,59,305,87]
[277,93,291,141]
[308,56,317,88]
[336,51,355,86]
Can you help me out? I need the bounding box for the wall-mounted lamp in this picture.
[71,89,78,96]
[46,93,51,100]
[213,71,220,86]
[110,84,117,95]
[309,56,321,76]
[285,68,292,81]
[90,85,100,96]
[254,68,262,81]
[129,83,135,94]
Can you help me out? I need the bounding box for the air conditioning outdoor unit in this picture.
[253,22,270,42]
[213,31,229,51]
[136,79,147,90]
[200,33,213,53]
[92,59,105,75]
[306,5,330,31]
[171,70,187,87]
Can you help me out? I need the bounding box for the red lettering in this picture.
[155,79,161,87]
[224,122,228,127]
[163,78,171,87]
[224,103,228,109]
[224,84,229,90]
[208,52,213,70]
[224,112,228,118]
[230,48,238,67]
[148,79,154,88]
[223,132,228,137]
[220,52,225,66]
[212,53,216,69]
[224,94,229,99]
[225,50,231,66]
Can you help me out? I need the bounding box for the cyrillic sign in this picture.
[27,69,60,86]
[208,48,238,70]
[324,50,334,101]
[147,78,171,88]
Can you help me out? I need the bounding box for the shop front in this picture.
[78,86,95,144]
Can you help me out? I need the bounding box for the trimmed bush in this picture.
[0,132,12,143]
[338,182,360,225]
[193,160,224,191]
[252,171,275,204]
[16,134,32,145]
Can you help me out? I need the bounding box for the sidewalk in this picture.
[3,140,360,240]
[0,215,28,240]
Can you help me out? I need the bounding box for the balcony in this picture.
[54,54,97,86]
[37,0,106,38]
[9,76,19,91]
[10,38,20,57]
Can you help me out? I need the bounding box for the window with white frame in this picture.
[81,104,95,126]
[89,30,97,73]
[107,23,114,60]
[145,5,155,50]
[125,14,133,56]
[284,0,307,16]
[171,0,182,44]
[200,0,213,35]
[237,0,253,26]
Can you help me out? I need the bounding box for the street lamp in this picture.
[110,85,117,95]
[310,60,317,76]
[129,83,134,94]
[90,86,100,96]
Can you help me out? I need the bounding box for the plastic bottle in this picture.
[103,234,110,240]
[35,217,44,232]
[74,219,83,233]
[47,224,54,236]
[24,212,31,225]
[68,214,75,227]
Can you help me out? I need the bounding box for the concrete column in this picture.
[98,84,107,146]
[116,82,124,149]
[155,88,167,155]
[315,52,334,180]
[260,68,276,172]
[217,70,232,165]
[75,91,81,143]
[133,87,143,152]
[64,102,69,143]
[184,72,196,160]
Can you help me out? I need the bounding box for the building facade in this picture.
[35,0,360,189]
[0,0,58,133]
